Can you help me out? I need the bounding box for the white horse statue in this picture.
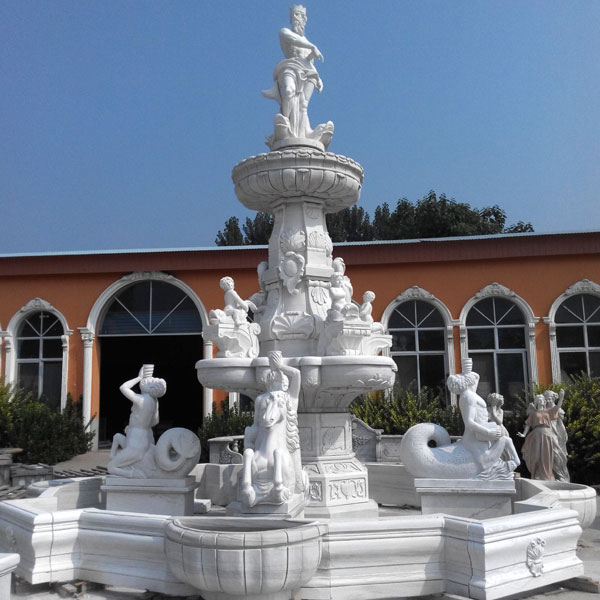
[239,351,308,509]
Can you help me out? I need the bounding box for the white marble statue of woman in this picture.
[262,5,333,149]
[108,365,166,476]
[517,392,564,480]
[543,389,569,482]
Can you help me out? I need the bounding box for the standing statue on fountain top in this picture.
[262,5,334,150]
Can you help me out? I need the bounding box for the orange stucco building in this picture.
[1,230,598,448]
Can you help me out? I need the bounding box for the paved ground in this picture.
[8,451,600,599]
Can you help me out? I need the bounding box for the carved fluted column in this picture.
[202,341,214,418]
[78,327,97,448]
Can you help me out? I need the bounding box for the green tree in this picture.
[215,192,533,245]
[215,216,244,246]
[326,206,373,242]
[242,212,273,245]
[505,221,535,233]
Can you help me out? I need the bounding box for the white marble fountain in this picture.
[0,6,595,600]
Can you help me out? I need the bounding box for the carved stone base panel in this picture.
[304,497,379,520]
[298,411,375,513]
[304,464,370,507]
[299,411,353,459]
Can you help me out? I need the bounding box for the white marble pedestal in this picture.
[102,476,198,516]
[300,412,379,519]
[416,478,516,519]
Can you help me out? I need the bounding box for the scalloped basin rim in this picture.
[195,355,397,369]
[165,517,327,549]
[170,516,320,533]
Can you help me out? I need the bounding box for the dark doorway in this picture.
[99,335,204,443]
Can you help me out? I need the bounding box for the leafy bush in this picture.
[350,386,463,436]
[534,374,600,486]
[0,378,94,464]
[198,398,254,463]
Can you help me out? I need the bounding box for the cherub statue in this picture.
[247,261,269,318]
[239,351,308,510]
[108,365,201,479]
[209,276,257,326]
[332,257,353,306]
[359,291,375,324]
[326,271,347,321]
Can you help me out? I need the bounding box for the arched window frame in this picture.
[544,279,600,383]
[459,282,539,395]
[79,271,211,446]
[381,286,458,405]
[3,298,73,411]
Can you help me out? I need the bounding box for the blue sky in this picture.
[2,1,599,253]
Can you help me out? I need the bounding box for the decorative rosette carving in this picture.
[280,229,306,253]
[279,252,305,295]
[271,311,314,339]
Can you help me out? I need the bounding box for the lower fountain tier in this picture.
[195,355,396,412]
[1,477,588,600]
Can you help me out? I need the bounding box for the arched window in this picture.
[387,298,449,399]
[466,296,528,403]
[554,293,600,379]
[16,311,65,410]
[100,280,203,336]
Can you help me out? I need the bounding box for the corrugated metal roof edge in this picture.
[0,229,597,259]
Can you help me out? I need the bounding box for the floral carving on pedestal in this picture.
[322,461,361,474]
[203,322,261,358]
[329,479,366,501]
[526,538,546,577]
[280,229,306,253]
[271,311,314,339]
[309,481,323,502]
[310,285,329,305]
[308,231,333,257]
[279,252,305,295]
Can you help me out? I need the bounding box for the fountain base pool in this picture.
[0,472,592,600]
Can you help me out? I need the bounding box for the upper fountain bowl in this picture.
[196,355,396,412]
[232,147,364,214]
